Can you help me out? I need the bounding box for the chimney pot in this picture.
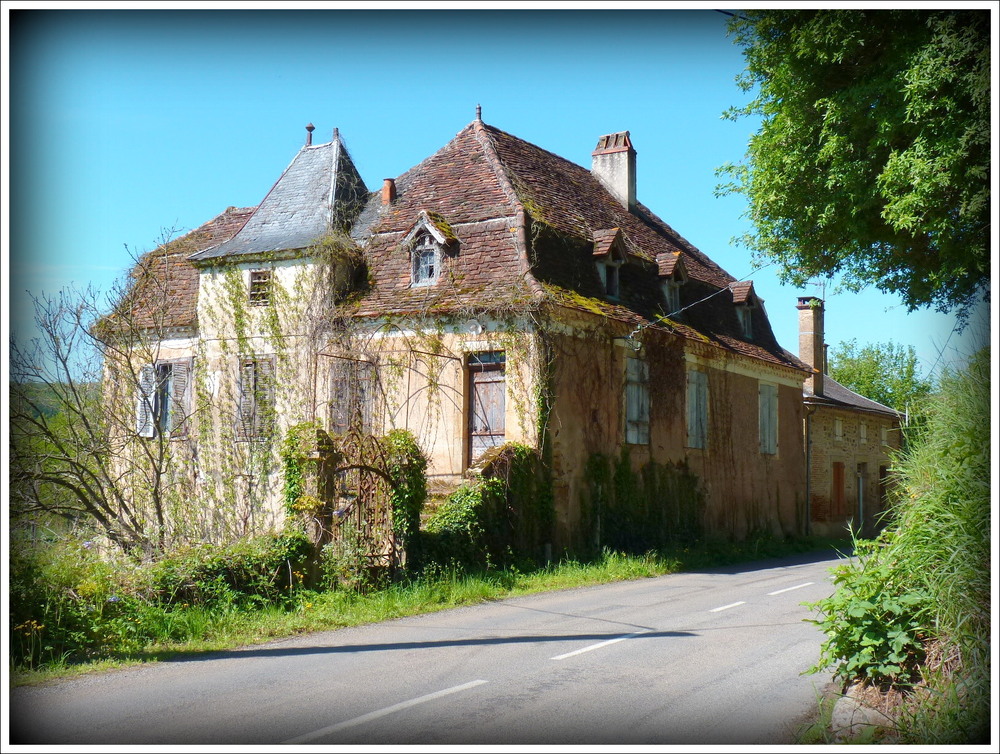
[305,123,315,146]
[382,178,396,205]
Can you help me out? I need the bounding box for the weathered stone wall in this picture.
[807,406,903,537]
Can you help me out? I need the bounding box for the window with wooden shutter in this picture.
[832,462,846,516]
[329,357,377,435]
[625,356,649,445]
[136,364,157,438]
[686,369,708,449]
[759,382,778,455]
[468,351,506,463]
[237,356,275,441]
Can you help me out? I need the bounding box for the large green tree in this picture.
[720,10,990,323]
[828,338,933,414]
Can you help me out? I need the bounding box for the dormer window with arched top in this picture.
[403,210,457,289]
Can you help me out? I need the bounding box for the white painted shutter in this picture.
[136,364,157,438]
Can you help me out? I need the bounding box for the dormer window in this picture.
[736,306,753,338]
[599,260,621,298]
[403,210,457,288]
[657,251,687,317]
[593,228,626,300]
[664,280,681,314]
[411,234,440,287]
[730,280,758,340]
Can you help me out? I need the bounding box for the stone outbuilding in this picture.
[796,297,905,538]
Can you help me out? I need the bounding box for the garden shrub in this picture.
[9,529,313,670]
[422,443,553,572]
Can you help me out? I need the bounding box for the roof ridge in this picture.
[473,121,547,301]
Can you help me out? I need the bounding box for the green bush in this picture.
[384,429,428,569]
[422,478,507,572]
[808,537,931,687]
[9,530,313,669]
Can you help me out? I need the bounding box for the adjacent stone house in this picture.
[796,297,904,538]
[124,115,816,553]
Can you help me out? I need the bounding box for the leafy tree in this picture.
[719,10,989,323]
[828,338,933,414]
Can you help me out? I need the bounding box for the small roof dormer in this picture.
[730,280,759,339]
[592,228,627,300]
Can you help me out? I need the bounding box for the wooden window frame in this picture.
[249,269,273,306]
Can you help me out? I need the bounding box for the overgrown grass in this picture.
[805,348,990,744]
[10,534,847,687]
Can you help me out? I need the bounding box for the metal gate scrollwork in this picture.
[322,430,399,579]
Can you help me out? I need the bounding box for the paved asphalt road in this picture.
[10,550,844,746]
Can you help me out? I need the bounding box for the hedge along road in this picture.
[10,551,842,746]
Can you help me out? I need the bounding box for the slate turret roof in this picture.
[190,132,366,262]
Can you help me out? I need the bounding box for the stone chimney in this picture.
[797,296,825,396]
[382,178,396,205]
[592,131,636,211]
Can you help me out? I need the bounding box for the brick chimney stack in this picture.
[797,296,825,396]
[382,178,396,205]
[592,131,636,211]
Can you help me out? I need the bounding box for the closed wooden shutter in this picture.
[169,359,191,436]
[469,352,505,462]
[687,370,707,448]
[759,383,777,454]
[136,364,157,438]
[625,357,649,445]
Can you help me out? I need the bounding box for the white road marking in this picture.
[709,601,746,613]
[283,679,489,743]
[767,581,815,596]
[550,629,651,660]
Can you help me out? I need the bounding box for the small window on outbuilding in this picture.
[249,270,272,306]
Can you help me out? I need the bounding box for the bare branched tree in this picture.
[10,233,199,557]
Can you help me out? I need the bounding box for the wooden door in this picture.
[468,352,506,463]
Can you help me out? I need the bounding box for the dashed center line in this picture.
[283,679,488,743]
[709,601,746,613]
[767,581,815,596]
[550,629,651,660]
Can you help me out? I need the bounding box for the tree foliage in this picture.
[828,338,933,414]
[720,10,990,323]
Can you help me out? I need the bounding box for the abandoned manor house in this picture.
[118,114,902,557]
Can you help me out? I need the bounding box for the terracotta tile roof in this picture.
[120,207,254,330]
[592,228,621,258]
[729,280,755,305]
[657,251,682,278]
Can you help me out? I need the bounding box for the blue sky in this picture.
[4,5,992,380]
